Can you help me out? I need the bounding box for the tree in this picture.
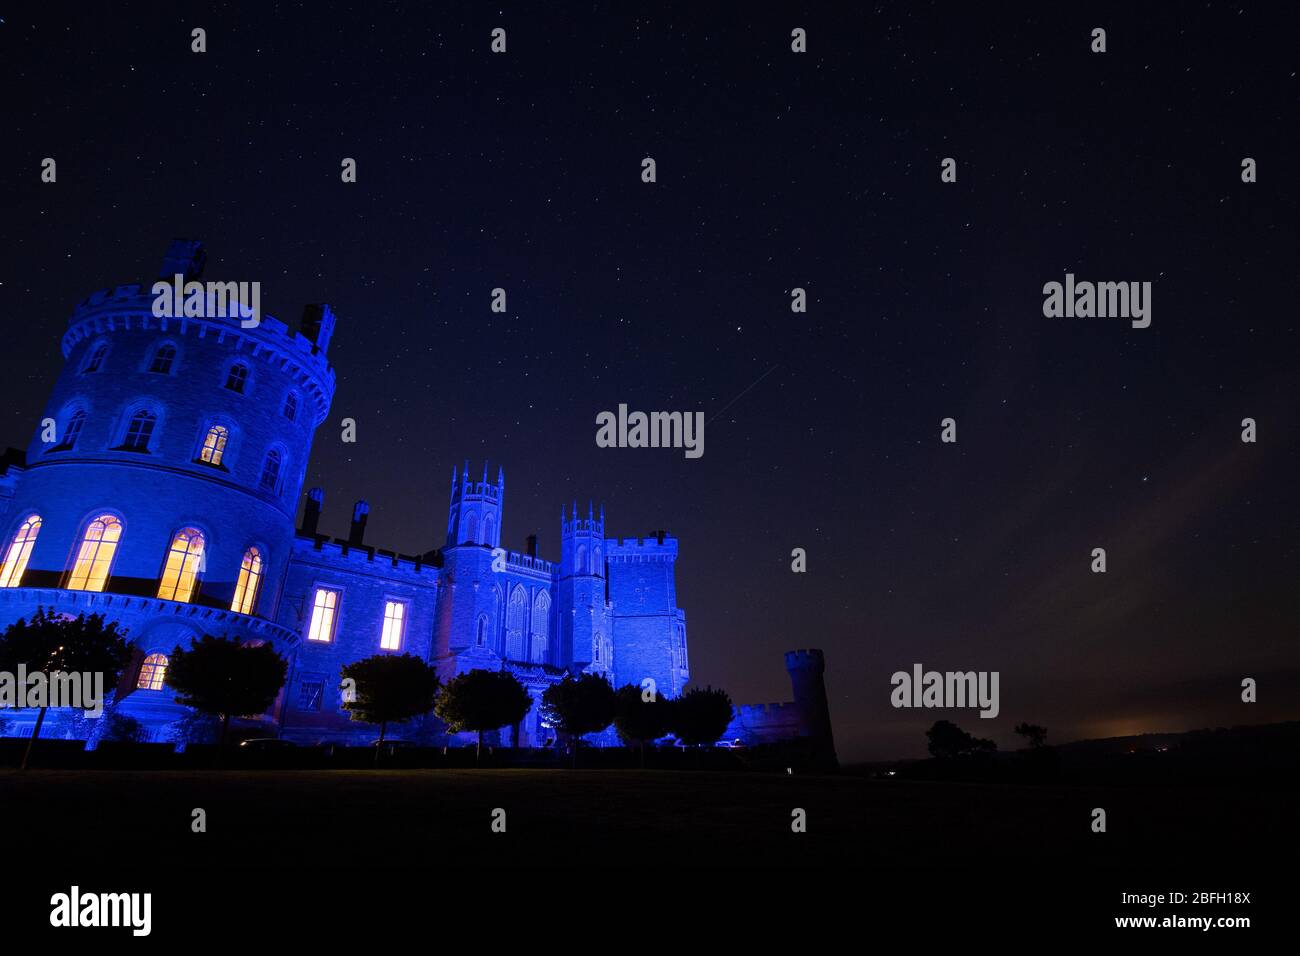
[667,685,734,747]
[0,608,132,769]
[1014,722,1048,749]
[164,635,287,747]
[341,654,440,761]
[434,668,532,763]
[612,683,669,765]
[540,673,617,767]
[926,719,996,759]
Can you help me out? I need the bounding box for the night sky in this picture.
[1,2,1296,761]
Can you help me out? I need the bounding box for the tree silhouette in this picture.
[434,668,531,763]
[926,719,997,759]
[1014,722,1048,749]
[540,673,617,767]
[341,653,441,761]
[613,683,670,765]
[668,685,734,747]
[165,634,287,747]
[0,608,132,769]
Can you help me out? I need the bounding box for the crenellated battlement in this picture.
[606,534,678,562]
[504,551,556,576]
[291,532,442,580]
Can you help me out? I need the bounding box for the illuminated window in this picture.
[67,514,123,592]
[157,527,205,602]
[259,449,282,491]
[82,342,109,373]
[307,587,339,642]
[122,409,157,451]
[199,424,229,465]
[137,653,169,691]
[225,363,249,393]
[380,600,406,650]
[0,515,41,588]
[148,343,177,374]
[231,547,264,615]
[283,392,298,421]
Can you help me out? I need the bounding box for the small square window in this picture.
[297,676,325,711]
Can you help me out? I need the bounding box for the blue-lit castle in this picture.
[0,242,693,747]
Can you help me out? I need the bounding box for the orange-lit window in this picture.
[0,515,41,588]
[67,514,123,592]
[137,653,169,690]
[231,547,263,615]
[380,600,406,650]
[157,527,205,602]
[200,425,229,465]
[307,588,339,642]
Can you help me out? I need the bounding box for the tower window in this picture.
[157,527,205,603]
[62,410,87,449]
[282,392,298,421]
[199,424,229,466]
[67,514,123,592]
[122,409,157,452]
[259,449,282,491]
[148,343,177,374]
[380,600,406,650]
[231,546,264,615]
[224,363,249,393]
[307,587,339,642]
[0,515,42,588]
[137,653,169,691]
[81,343,109,373]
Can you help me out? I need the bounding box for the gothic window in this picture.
[464,511,478,544]
[282,391,298,421]
[381,600,406,650]
[199,424,229,465]
[148,343,177,374]
[231,546,263,615]
[476,614,488,647]
[576,544,588,574]
[482,513,495,547]
[505,586,527,660]
[307,588,340,642]
[81,342,109,373]
[530,591,550,664]
[122,409,157,451]
[157,527,205,602]
[259,448,282,491]
[67,514,123,592]
[224,363,249,393]
[0,515,41,588]
[61,409,87,449]
[137,653,169,691]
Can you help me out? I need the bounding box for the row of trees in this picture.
[925,719,1049,758]
[0,610,737,766]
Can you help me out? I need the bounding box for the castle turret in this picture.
[786,648,838,766]
[445,461,502,548]
[557,501,611,674]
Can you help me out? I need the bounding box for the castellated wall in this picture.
[606,535,688,696]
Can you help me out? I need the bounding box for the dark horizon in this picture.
[2,2,1296,761]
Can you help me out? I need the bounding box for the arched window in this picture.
[157,527,205,602]
[505,586,527,660]
[224,363,249,393]
[476,614,488,647]
[137,653,169,691]
[81,342,109,373]
[576,544,588,575]
[482,513,495,546]
[67,514,123,592]
[259,449,282,491]
[148,343,177,374]
[199,424,229,466]
[282,392,298,421]
[59,409,87,450]
[463,511,478,544]
[122,409,157,452]
[231,546,263,614]
[0,515,41,588]
[530,591,551,664]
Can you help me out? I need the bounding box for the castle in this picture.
[0,241,832,759]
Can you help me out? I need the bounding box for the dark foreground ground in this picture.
[0,768,1290,869]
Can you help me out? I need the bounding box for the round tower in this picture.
[785,648,838,766]
[0,240,335,738]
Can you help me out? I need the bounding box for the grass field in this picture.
[0,769,1288,869]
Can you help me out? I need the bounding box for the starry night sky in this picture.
[1,2,1296,761]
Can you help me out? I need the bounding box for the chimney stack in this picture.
[302,488,324,535]
[349,499,370,545]
[526,534,538,558]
